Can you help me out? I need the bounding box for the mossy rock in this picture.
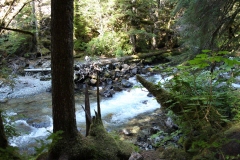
[68,122,133,160]
[193,122,240,160]
[38,119,133,160]
[159,148,191,160]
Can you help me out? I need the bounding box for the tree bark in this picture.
[85,83,91,137]
[51,0,77,142]
[31,0,38,53]
[136,74,183,114]
[0,111,8,149]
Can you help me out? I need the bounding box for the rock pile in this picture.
[73,60,155,97]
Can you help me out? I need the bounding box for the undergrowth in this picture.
[154,50,240,156]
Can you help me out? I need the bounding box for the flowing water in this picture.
[1,74,167,155]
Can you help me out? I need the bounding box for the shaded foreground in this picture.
[37,117,133,160]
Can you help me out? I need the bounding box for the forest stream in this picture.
[0,74,166,155]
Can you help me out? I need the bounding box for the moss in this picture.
[39,118,133,160]
[136,74,182,114]
[40,38,51,50]
[192,122,240,160]
[0,146,21,160]
[39,46,50,56]
[159,148,191,160]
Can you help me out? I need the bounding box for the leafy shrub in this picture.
[85,31,132,57]
[0,32,32,56]
[74,40,87,51]
[2,111,19,138]
[160,50,240,152]
[128,29,155,52]
[34,130,63,156]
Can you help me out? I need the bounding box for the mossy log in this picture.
[74,49,182,65]
[94,49,180,65]
[136,74,183,115]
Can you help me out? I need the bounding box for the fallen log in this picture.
[136,74,182,115]
[99,49,178,65]
[24,68,51,72]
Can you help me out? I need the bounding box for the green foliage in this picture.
[171,0,240,52]
[15,3,35,31]
[0,2,35,57]
[0,68,16,92]
[160,50,240,152]
[0,146,19,160]
[74,40,87,51]
[0,33,32,56]
[150,130,182,147]
[34,130,63,156]
[86,31,132,56]
[74,0,176,56]
[2,111,19,138]
[225,154,240,160]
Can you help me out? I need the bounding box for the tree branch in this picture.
[4,0,33,29]
[0,26,34,36]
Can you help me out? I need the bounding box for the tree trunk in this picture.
[136,74,183,114]
[31,0,38,53]
[0,111,8,149]
[85,83,91,137]
[50,0,78,158]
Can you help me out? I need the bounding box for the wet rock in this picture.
[90,78,97,85]
[121,79,133,88]
[131,126,140,134]
[131,68,138,75]
[14,120,33,134]
[46,87,52,92]
[0,97,8,103]
[100,86,115,97]
[147,93,153,97]
[40,75,51,81]
[112,85,122,92]
[26,116,51,128]
[141,100,148,104]
[149,126,160,134]
[121,128,133,136]
[105,78,113,85]
[165,117,178,129]
[129,152,143,160]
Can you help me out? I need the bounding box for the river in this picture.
[0,74,166,155]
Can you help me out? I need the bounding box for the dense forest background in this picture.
[0,0,239,60]
[0,0,240,159]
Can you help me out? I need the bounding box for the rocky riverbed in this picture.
[1,56,181,158]
[2,55,239,159]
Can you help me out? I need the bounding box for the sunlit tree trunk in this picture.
[31,0,38,53]
[97,0,104,35]
[0,111,8,149]
[51,0,77,144]
[130,0,137,53]
[130,33,137,53]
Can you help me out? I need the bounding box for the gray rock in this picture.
[121,79,133,88]
[129,152,143,160]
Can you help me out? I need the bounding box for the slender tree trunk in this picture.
[51,0,77,140]
[31,0,38,53]
[85,83,91,137]
[130,32,137,53]
[0,111,8,149]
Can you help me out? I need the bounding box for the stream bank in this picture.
[0,54,179,159]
